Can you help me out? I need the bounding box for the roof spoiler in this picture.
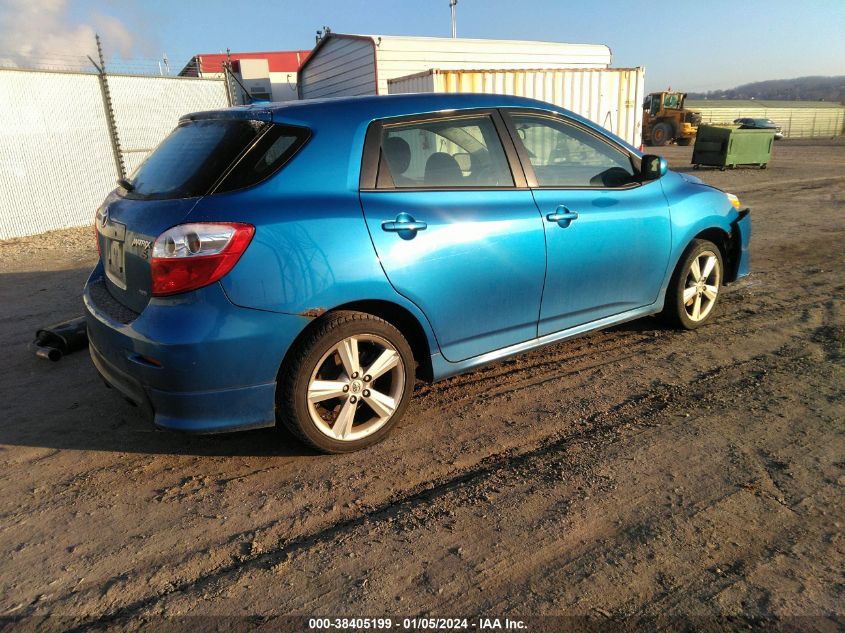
[179,107,273,124]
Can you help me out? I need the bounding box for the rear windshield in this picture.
[126,119,308,199]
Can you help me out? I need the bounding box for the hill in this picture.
[689,76,845,102]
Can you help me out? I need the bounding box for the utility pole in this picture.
[449,0,458,38]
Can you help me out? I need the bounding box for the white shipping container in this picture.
[298,33,612,100]
[388,68,645,147]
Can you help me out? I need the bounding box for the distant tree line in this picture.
[688,76,845,103]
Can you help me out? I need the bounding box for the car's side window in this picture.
[378,115,514,189]
[510,114,637,188]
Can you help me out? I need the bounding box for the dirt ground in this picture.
[0,138,843,631]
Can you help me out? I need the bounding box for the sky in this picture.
[1,0,844,92]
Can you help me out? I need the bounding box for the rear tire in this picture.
[277,311,415,453]
[661,239,724,330]
[676,137,693,146]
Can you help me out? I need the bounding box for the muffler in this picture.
[30,317,89,362]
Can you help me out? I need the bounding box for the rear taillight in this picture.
[150,222,255,296]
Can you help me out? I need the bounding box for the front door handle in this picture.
[381,213,428,240]
[546,206,579,228]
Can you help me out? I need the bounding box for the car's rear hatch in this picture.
[96,194,201,313]
[94,107,306,314]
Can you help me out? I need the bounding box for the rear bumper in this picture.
[84,265,310,433]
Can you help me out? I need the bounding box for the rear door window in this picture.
[127,119,308,199]
[377,115,514,189]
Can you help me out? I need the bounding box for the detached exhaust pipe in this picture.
[30,317,89,362]
[31,343,64,362]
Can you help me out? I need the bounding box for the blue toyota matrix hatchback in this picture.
[85,94,750,453]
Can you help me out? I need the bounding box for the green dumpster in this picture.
[692,125,775,170]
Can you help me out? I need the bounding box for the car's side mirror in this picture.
[641,154,668,181]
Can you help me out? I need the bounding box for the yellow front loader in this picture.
[643,92,701,146]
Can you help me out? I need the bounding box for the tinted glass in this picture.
[128,120,307,199]
[379,115,513,188]
[510,114,636,188]
[218,125,308,192]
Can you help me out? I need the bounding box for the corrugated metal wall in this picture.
[299,34,613,98]
[371,35,612,96]
[388,68,645,147]
[298,37,376,99]
[687,101,845,139]
[0,69,227,240]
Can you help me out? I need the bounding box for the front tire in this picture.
[651,123,671,146]
[277,311,414,453]
[661,239,724,330]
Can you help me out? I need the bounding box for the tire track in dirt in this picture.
[409,285,832,418]
[471,338,845,621]
[53,337,832,627]
[22,269,841,621]
[243,344,840,619]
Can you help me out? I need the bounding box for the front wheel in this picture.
[661,239,724,330]
[277,311,415,453]
[651,123,671,146]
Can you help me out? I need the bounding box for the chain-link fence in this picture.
[0,68,228,240]
[687,101,845,139]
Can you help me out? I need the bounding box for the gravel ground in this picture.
[0,138,843,631]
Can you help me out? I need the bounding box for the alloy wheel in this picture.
[306,334,406,441]
[683,250,721,322]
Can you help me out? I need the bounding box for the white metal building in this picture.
[388,68,645,147]
[298,33,612,99]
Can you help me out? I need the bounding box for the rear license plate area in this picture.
[106,239,126,288]
[99,218,127,289]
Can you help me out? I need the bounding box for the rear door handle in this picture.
[381,213,428,240]
[546,206,579,227]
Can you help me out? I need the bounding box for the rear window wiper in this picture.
[117,178,134,192]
